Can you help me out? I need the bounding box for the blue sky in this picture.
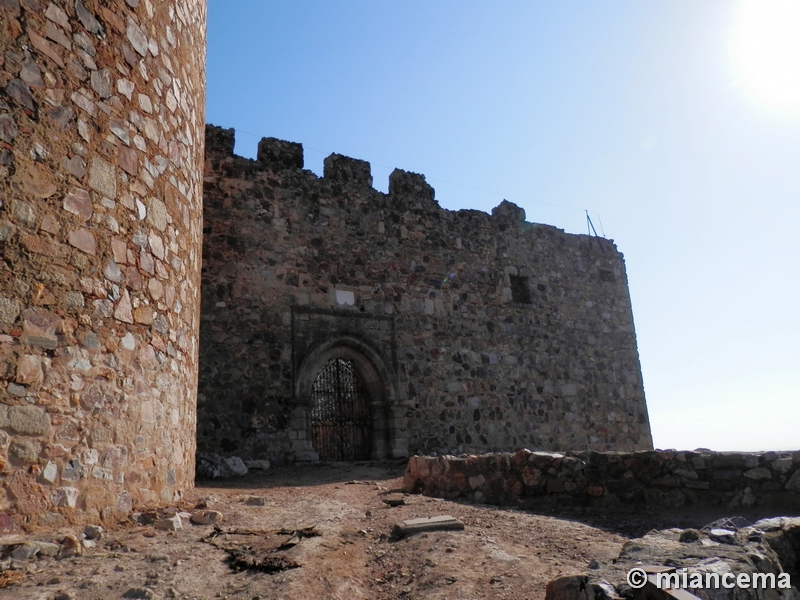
[205,1,800,451]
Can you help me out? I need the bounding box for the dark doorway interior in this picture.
[311,358,372,461]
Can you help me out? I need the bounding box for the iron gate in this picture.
[310,358,372,461]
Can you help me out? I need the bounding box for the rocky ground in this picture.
[0,461,797,600]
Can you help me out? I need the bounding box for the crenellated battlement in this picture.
[198,123,651,465]
[203,126,612,248]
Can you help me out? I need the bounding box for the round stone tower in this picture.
[0,0,205,527]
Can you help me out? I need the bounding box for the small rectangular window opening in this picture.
[510,275,532,304]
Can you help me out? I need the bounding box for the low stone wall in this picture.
[403,449,800,510]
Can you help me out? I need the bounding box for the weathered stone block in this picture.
[545,575,592,600]
[68,227,97,255]
[8,405,49,435]
[785,471,800,492]
[51,487,80,508]
[0,298,20,324]
[16,355,43,384]
[63,187,93,221]
[9,438,42,462]
[392,515,464,538]
[88,157,117,199]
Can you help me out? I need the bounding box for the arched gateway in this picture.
[311,358,372,460]
[294,335,403,461]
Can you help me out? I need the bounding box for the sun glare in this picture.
[731,0,800,117]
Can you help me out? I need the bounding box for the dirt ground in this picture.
[1,460,773,600]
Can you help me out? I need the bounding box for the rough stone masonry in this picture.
[198,126,653,465]
[0,0,206,527]
[0,0,653,526]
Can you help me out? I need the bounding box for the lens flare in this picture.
[731,0,800,117]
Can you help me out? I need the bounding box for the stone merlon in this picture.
[258,137,304,170]
[323,153,372,187]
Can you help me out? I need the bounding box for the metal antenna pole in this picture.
[585,210,599,237]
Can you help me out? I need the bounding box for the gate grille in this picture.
[311,358,372,461]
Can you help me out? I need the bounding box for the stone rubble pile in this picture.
[0,521,104,568]
[546,517,800,600]
[195,452,249,479]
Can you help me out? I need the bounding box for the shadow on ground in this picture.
[196,458,408,489]
[198,460,798,539]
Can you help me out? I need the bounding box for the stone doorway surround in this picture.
[294,332,406,461]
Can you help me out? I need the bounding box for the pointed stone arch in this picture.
[293,333,406,461]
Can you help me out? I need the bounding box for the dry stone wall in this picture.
[404,449,800,510]
[0,0,205,529]
[198,127,652,465]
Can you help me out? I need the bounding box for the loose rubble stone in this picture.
[392,515,465,539]
[196,453,248,478]
[244,459,270,470]
[84,524,103,540]
[122,588,154,599]
[545,575,593,600]
[57,534,82,559]
[154,515,182,531]
[190,510,223,525]
[679,529,701,543]
[708,528,736,544]
[547,519,799,600]
[33,541,60,557]
[11,542,39,560]
[245,496,268,506]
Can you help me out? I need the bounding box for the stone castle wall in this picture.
[404,449,800,510]
[198,126,652,464]
[0,0,205,528]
